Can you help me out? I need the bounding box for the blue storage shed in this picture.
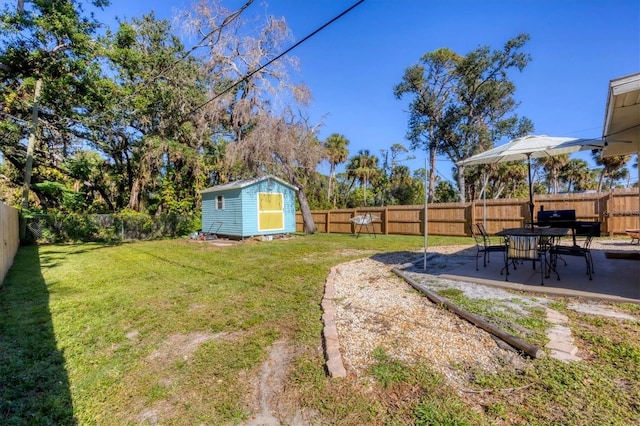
[199,175,298,239]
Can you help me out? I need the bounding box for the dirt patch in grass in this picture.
[242,340,293,425]
[132,331,243,424]
[147,332,236,363]
[241,340,321,425]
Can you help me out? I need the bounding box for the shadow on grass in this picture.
[37,240,130,269]
[370,247,475,267]
[0,245,76,424]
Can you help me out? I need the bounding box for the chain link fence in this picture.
[23,213,198,243]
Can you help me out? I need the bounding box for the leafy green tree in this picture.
[462,161,529,201]
[64,150,115,212]
[438,34,534,202]
[494,168,519,200]
[0,0,110,216]
[410,168,427,204]
[387,164,422,205]
[502,162,530,199]
[379,143,414,205]
[332,171,352,208]
[291,170,329,210]
[461,164,487,201]
[97,13,206,213]
[433,181,458,203]
[394,48,458,202]
[0,158,24,206]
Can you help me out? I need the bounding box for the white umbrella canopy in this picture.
[458,135,604,227]
[458,135,603,166]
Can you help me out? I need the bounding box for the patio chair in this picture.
[626,229,640,245]
[470,223,506,270]
[502,235,547,285]
[550,224,597,280]
[350,213,378,238]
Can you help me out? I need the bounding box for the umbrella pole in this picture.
[423,157,428,271]
[527,154,534,229]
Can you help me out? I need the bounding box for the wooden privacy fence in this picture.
[1,201,20,285]
[296,189,640,237]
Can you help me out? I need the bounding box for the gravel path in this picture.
[329,241,639,384]
[331,247,525,386]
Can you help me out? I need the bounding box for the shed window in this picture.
[216,195,224,210]
[258,192,284,231]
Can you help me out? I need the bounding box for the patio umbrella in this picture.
[457,135,603,227]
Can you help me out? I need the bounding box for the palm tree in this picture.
[592,152,631,192]
[346,149,379,206]
[536,154,569,194]
[560,159,593,192]
[323,134,349,207]
[495,162,528,199]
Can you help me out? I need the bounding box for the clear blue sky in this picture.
[97,0,640,187]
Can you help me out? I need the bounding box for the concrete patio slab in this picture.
[434,239,640,303]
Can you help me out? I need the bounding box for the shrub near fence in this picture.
[1,201,20,285]
[296,189,640,237]
[23,212,199,243]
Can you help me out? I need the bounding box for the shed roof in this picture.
[199,175,298,194]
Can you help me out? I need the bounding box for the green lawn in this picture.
[0,233,638,425]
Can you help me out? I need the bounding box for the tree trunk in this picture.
[552,170,559,194]
[282,166,316,234]
[297,186,317,235]
[328,163,335,205]
[363,177,368,206]
[428,147,437,203]
[20,78,42,240]
[22,78,42,211]
[457,164,466,202]
[128,178,141,211]
[597,171,605,193]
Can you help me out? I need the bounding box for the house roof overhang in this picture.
[601,72,640,157]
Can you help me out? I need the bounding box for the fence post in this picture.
[470,199,476,235]
[351,209,357,235]
[326,210,331,233]
[383,206,388,235]
[603,191,611,236]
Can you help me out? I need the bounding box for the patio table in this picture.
[496,227,569,238]
[496,227,569,258]
[496,227,569,282]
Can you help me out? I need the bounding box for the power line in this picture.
[108,0,255,107]
[164,0,255,79]
[190,0,366,114]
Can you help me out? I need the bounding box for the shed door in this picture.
[258,192,284,231]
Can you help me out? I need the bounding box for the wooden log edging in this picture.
[322,267,347,378]
[391,266,545,359]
